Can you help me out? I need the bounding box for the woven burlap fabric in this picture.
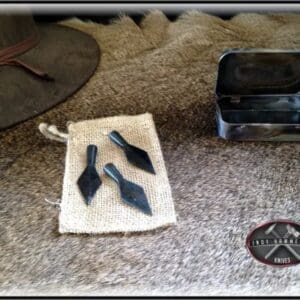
[59,113,176,233]
[1,11,300,296]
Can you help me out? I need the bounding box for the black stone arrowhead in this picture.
[109,130,155,174]
[103,163,152,216]
[77,144,101,205]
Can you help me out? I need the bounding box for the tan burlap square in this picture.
[59,113,176,233]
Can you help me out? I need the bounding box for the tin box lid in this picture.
[216,50,300,97]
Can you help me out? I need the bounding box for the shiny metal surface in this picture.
[216,50,300,141]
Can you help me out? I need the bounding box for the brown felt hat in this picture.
[0,13,100,130]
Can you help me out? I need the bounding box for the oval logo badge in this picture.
[246,220,300,266]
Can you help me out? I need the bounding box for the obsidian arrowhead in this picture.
[77,144,102,205]
[126,144,156,175]
[104,163,152,216]
[120,179,152,216]
[109,131,155,174]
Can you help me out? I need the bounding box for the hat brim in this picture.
[0,23,100,130]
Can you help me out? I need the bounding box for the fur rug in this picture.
[0,11,300,296]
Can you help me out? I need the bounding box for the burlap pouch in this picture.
[39,113,176,234]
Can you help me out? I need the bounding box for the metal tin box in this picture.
[216,49,300,141]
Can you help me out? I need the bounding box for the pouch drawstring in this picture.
[38,123,69,143]
[44,198,61,209]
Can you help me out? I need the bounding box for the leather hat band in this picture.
[0,33,52,80]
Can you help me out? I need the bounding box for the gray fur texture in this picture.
[0,11,299,296]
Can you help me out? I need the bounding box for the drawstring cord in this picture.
[44,198,61,209]
[39,123,69,143]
